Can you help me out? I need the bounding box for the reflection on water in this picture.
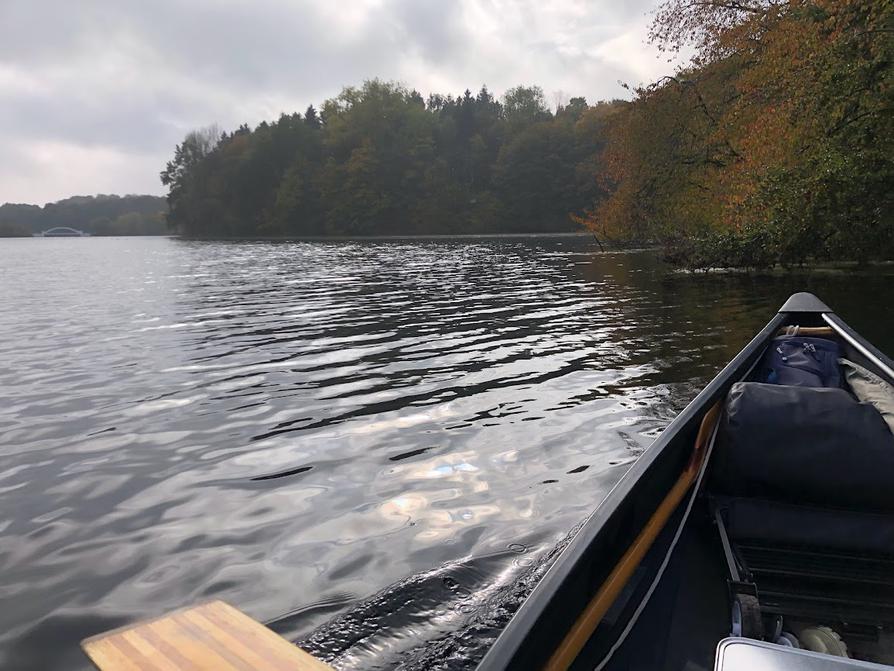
[0,237,891,669]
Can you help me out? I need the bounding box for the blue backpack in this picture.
[759,335,842,388]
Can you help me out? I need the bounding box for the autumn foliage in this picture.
[587,0,894,268]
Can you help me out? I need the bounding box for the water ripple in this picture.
[1,236,891,670]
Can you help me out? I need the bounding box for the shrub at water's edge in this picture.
[581,0,893,269]
[0,221,30,238]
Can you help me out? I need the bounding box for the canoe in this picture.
[478,292,894,671]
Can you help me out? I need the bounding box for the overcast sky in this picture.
[0,0,673,205]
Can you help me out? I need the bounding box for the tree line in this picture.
[0,195,167,237]
[585,0,893,268]
[161,84,623,237]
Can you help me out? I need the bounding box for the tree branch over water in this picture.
[585,0,894,269]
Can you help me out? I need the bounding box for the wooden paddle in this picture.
[543,401,722,671]
[81,600,334,671]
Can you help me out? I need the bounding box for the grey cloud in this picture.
[0,0,668,204]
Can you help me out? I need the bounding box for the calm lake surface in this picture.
[1,236,893,670]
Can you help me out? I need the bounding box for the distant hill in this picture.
[0,194,168,237]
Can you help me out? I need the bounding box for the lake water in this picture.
[1,236,892,670]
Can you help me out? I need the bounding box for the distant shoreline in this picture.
[2,231,623,243]
[174,231,597,242]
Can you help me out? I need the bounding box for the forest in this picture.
[162,0,892,267]
[587,0,893,268]
[161,85,621,237]
[0,195,167,237]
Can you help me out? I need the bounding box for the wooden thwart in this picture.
[774,326,836,337]
[81,600,334,671]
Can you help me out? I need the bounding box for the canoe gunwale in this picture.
[823,312,894,380]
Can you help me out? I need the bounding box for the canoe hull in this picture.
[478,293,894,671]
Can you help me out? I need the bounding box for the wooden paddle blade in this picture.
[81,600,334,671]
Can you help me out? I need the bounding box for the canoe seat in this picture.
[722,497,894,556]
[716,496,894,628]
[709,381,894,642]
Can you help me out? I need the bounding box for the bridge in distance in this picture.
[35,227,89,237]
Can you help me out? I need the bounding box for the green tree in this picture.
[495,121,581,232]
[502,85,551,133]
[160,125,223,235]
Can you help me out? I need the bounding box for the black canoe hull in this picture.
[478,293,894,671]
